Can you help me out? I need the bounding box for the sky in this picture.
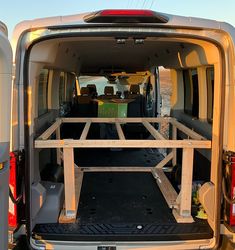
[1,0,235,38]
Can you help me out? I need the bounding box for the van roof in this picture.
[12,10,231,32]
[11,10,235,48]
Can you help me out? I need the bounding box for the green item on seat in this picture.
[98,100,128,118]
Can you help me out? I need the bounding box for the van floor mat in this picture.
[33,173,213,241]
[74,148,164,167]
[78,172,174,224]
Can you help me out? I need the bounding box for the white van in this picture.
[1,9,235,250]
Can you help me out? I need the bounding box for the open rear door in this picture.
[0,21,12,250]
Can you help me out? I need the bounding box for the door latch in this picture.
[98,247,116,250]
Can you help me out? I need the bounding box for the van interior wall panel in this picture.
[34,110,59,136]
[30,41,59,64]
[33,110,60,187]
[54,43,78,72]
[29,62,46,120]
[50,70,60,109]
[29,37,220,76]
[171,110,212,140]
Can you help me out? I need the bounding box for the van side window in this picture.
[206,67,214,123]
[183,68,199,118]
[38,69,49,116]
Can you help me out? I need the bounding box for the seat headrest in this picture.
[130,84,140,94]
[87,84,97,93]
[116,91,122,98]
[80,87,90,96]
[104,86,114,95]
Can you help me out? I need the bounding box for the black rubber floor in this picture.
[78,172,174,224]
[33,172,213,241]
[75,148,164,167]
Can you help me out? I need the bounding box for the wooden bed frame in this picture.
[34,117,211,223]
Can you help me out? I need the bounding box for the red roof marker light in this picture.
[84,9,168,24]
[99,10,155,17]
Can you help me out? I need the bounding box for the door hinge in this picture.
[11,150,26,224]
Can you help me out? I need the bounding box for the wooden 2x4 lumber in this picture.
[37,117,206,142]
[80,121,91,140]
[35,139,212,149]
[61,117,172,124]
[154,151,173,169]
[173,147,194,223]
[81,167,152,172]
[143,121,166,140]
[59,166,83,223]
[152,168,178,208]
[38,119,61,140]
[172,125,177,166]
[63,147,76,218]
[56,126,61,165]
[179,148,194,217]
[115,122,125,140]
[170,119,206,140]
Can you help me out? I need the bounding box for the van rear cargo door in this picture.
[0,21,12,250]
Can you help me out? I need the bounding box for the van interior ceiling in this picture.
[29,35,219,242]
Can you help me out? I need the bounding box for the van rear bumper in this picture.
[30,237,216,250]
[33,221,213,242]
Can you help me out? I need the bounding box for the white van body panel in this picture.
[0,21,12,250]
[31,239,215,250]
[218,23,235,152]
[0,22,12,143]
[8,11,235,250]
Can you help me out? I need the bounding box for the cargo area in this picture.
[21,27,221,248]
[32,117,212,241]
[33,172,212,241]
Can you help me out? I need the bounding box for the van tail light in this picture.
[223,151,235,226]
[8,152,18,229]
[84,9,168,23]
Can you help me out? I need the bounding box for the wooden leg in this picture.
[173,147,194,223]
[172,125,177,166]
[63,147,76,218]
[56,127,61,165]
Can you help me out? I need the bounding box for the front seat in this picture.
[99,86,116,99]
[127,84,145,117]
[73,87,93,117]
